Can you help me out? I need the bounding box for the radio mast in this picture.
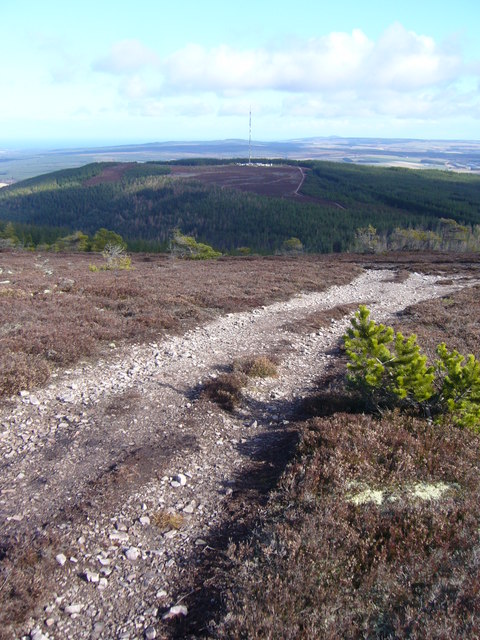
[248,106,252,164]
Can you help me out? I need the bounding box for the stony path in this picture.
[0,268,475,640]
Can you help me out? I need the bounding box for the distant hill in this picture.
[1,159,480,254]
[2,136,480,183]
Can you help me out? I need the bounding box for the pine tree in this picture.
[344,306,434,410]
[391,332,435,403]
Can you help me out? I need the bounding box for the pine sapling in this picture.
[344,305,394,398]
[391,332,435,404]
[436,343,480,429]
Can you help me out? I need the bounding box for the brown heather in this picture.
[393,282,480,359]
[201,372,248,411]
[217,412,480,640]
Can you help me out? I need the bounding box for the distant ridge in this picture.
[1,137,480,182]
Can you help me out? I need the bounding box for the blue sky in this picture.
[1,0,479,146]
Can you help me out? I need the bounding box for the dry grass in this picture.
[202,355,279,412]
[151,510,184,531]
[0,535,61,640]
[0,350,51,396]
[233,355,279,378]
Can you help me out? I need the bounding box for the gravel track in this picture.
[0,267,476,640]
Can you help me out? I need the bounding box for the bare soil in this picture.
[0,250,479,639]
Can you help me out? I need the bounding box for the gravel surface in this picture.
[0,267,476,640]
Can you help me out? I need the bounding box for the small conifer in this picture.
[343,307,480,430]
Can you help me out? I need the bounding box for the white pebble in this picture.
[55,553,66,566]
[64,603,83,615]
[125,546,141,561]
[162,604,188,620]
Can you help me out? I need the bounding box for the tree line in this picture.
[1,160,479,255]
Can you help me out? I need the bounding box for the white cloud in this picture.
[91,23,477,127]
[366,23,461,90]
[94,39,160,75]
[161,30,372,92]
[160,24,462,93]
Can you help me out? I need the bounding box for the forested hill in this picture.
[0,159,479,254]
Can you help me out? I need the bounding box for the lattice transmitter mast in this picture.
[248,106,252,164]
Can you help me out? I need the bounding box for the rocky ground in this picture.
[0,267,477,640]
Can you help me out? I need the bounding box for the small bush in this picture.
[233,355,279,378]
[169,228,222,260]
[202,372,248,411]
[102,243,132,270]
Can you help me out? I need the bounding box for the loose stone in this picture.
[84,570,100,583]
[64,603,83,615]
[162,605,188,620]
[171,473,187,487]
[144,626,157,639]
[125,547,141,561]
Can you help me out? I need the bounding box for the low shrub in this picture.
[233,355,279,378]
[201,372,248,411]
[0,350,50,396]
[217,412,480,639]
[169,229,222,260]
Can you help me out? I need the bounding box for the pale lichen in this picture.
[348,481,454,506]
[410,482,451,501]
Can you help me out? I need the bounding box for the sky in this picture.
[1,0,480,147]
